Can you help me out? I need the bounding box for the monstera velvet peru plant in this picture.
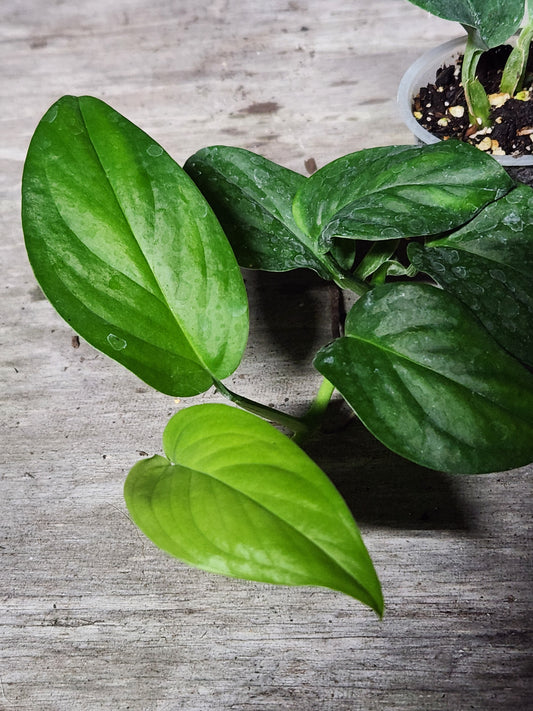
[22,95,533,616]
[405,0,532,127]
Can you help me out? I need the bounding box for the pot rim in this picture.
[397,36,533,167]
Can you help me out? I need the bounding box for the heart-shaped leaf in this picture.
[22,96,248,396]
[292,141,513,250]
[184,145,355,279]
[314,283,533,474]
[124,403,383,614]
[409,184,533,366]
[405,0,524,47]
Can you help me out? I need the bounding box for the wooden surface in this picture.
[2,1,532,709]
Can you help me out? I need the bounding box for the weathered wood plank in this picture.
[1,1,531,709]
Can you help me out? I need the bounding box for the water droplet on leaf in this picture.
[502,211,523,231]
[107,333,127,350]
[380,227,401,238]
[468,282,484,295]
[489,269,506,283]
[430,260,446,273]
[147,144,163,157]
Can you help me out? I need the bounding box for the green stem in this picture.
[292,377,335,444]
[214,379,309,434]
[322,254,370,296]
[354,239,399,281]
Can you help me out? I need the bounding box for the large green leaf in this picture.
[292,142,513,251]
[409,184,533,366]
[124,403,383,613]
[314,283,533,474]
[405,0,524,47]
[22,96,248,396]
[184,145,354,279]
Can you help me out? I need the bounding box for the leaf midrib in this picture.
[45,242,211,370]
[75,101,212,375]
[157,456,375,603]
[343,330,533,428]
[207,160,322,258]
[323,181,496,222]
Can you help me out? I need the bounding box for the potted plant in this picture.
[21,96,533,617]
[398,0,533,178]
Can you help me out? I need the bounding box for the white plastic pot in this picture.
[397,36,533,168]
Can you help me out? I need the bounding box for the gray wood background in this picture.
[2,1,532,709]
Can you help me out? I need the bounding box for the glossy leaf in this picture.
[409,184,533,366]
[314,283,533,474]
[292,142,513,250]
[405,0,524,47]
[184,146,337,279]
[124,403,383,613]
[22,96,248,396]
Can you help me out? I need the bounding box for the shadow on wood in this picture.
[244,268,333,364]
[248,268,473,532]
[303,400,475,532]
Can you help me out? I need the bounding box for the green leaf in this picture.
[462,34,492,126]
[405,0,524,47]
[292,142,513,250]
[500,7,533,95]
[354,240,400,280]
[184,145,335,278]
[314,283,533,474]
[124,403,383,614]
[329,238,357,271]
[22,96,248,396]
[408,184,533,366]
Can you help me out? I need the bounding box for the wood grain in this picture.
[1,1,531,709]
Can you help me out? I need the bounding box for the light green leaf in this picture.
[22,96,248,396]
[292,142,513,250]
[314,283,533,474]
[124,403,383,613]
[500,5,533,95]
[405,0,524,47]
[462,35,492,125]
[408,184,533,366]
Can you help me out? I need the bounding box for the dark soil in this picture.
[412,43,533,158]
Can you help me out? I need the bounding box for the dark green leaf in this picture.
[405,0,524,47]
[292,142,513,250]
[409,184,533,366]
[22,96,248,396]
[314,283,533,474]
[329,238,357,271]
[184,146,336,278]
[124,403,383,613]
